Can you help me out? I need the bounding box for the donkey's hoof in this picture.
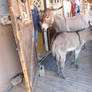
[62,75,65,79]
[58,73,65,79]
[58,73,61,77]
[75,64,79,70]
[71,62,75,65]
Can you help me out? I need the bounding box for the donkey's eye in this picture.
[46,16,49,19]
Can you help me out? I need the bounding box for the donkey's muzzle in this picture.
[41,23,48,31]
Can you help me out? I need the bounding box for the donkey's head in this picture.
[41,6,63,31]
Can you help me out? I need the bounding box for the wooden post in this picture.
[8,0,36,92]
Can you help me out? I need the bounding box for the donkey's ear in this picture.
[40,10,45,13]
[40,10,45,22]
[52,6,63,11]
[51,6,63,15]
[58,6,63,10]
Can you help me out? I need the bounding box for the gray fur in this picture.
[42,9,89,32]
[51,28,92,79]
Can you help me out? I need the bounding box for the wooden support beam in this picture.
[8,0,36,92]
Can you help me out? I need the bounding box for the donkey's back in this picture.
[54,14,89,32]
[52,32,80,57]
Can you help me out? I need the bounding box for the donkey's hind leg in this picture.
[56,53,61,75]
[59,54,66,79]
[56,61,61,75]
[74,48,81,69]
[70,51,75,65]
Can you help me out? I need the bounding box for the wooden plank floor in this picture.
[8,41,92,92]
[35,41,92,92]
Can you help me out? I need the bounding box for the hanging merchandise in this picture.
[20,0,30,21]
[63,0,71,17]
[32,6,41,44]
[33,0,45,11]
[75,0,82,15]
[71,0,75,16]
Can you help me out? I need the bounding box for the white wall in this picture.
[0,0,9,16]
[46,0,50,8]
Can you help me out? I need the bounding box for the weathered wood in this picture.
[8,0,36,92]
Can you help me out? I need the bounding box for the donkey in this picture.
[41,8,89,32]
[51,27,92,79]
